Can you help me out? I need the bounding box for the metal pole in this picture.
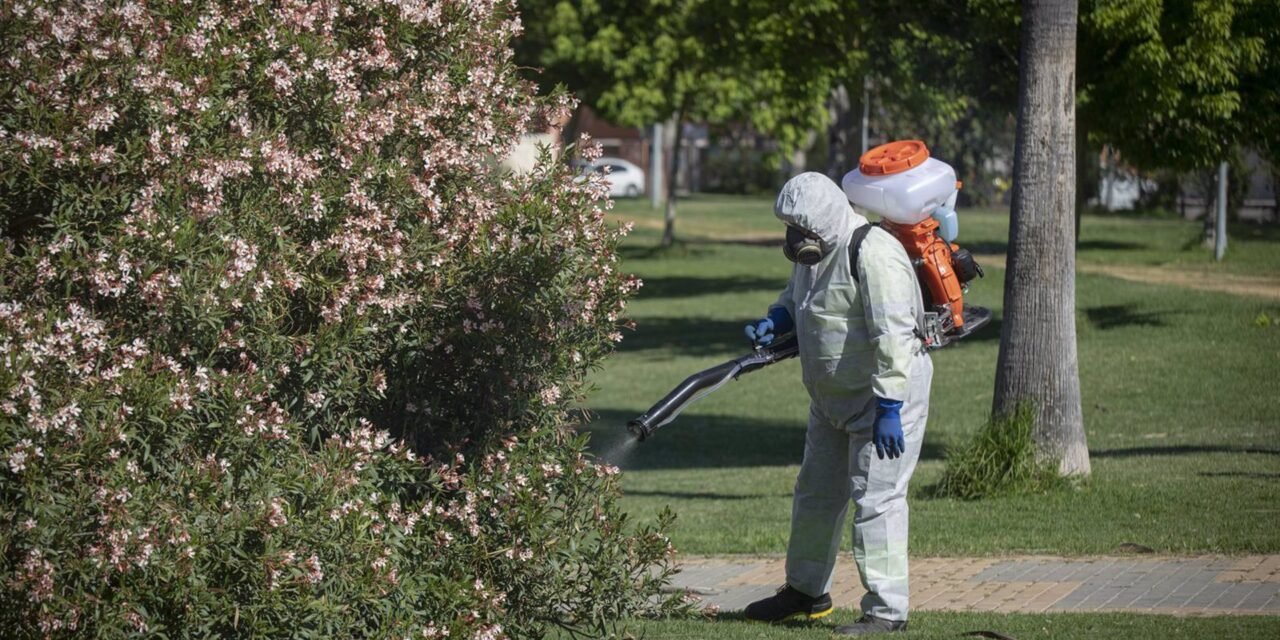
[1215,160,1227,261]
[649,123,664,210]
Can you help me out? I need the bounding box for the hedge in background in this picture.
[0,0,681,637]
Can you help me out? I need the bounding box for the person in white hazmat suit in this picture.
[742,172,931,636]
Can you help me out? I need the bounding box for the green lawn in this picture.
[572,611,1279,639]
[583,195,1280,556]
[610,194,1280,278]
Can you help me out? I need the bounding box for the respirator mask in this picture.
[783,225,826,265]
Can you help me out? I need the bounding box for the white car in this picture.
[586,157,646,198]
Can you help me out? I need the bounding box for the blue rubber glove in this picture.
[873,398,905,460]
[744,317,774,346]
[744,308,794,347]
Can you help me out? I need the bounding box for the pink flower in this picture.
[264,498,288,529]
[538,385,561,405]
[304,554,324,584]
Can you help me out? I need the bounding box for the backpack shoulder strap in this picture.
[848,222,877,283]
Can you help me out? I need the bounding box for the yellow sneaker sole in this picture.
[778,607,834,622]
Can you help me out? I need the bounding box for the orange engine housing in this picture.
[879,217,966,329]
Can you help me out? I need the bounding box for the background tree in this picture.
[1078,0,1267,171]
[854,0,1021,206]
[857,0,1278,217]
[993,0,1090,477]
[516,1,856,245]
[1234,0,1280,223]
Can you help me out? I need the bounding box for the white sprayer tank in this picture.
[842,141,958,225]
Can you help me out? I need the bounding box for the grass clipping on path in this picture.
[934,407,1073,499]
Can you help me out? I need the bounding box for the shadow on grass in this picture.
[1084,304,1178,330]
[581,409,948,470]
[942,314,1002,344]
[1198,471,1280,480]
[1174,220,1280,247]
[619,241,718,262]
[960,240,1009,255]
[963,239,1144,255]
[1077,239,1147,251]
[636,275,785,300]
[624,489,794,500]
[698,236,783,248]
[617,317,750,357]
[1092,445,1280,458]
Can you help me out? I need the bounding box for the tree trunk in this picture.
[1102,147,1116,211]
[661,109,687,248]
[1201,168,1217,246]
[1272,165,1280,224]
[992,0,1090,477]
[825,84,858,180]
[1074,117,1095,244]
[563,104,585,159]
[861,75,872,154]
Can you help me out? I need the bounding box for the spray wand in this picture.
[626,336,798,441]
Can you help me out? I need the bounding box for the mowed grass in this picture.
[582,195,1280,556]
[565,611,1279,639]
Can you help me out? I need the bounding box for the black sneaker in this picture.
[832,614,908,636]
[744,584,833,623]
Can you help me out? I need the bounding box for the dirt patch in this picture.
[974,254,1280,300]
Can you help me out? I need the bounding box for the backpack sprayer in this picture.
[627,141,991,442]
[843,140,992,348]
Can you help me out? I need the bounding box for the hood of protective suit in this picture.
[774,172,855,254]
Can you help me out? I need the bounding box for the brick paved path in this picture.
[671,555,1280,615]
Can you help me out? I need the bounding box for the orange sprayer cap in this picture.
[859,140,930,176]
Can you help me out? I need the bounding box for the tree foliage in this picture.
[858,0,1279,173]
[517,0,857,151]
[1079,0,1272,171]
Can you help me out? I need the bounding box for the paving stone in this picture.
[1025,582,1082,613]
[1153,570,1217,609]
[701,560,757,586]
[1209,583,1269,611]
[717,583,782,612]
[723,560,781,587]
[910,583,955,608]
[680,562,757,590]
[1216,558,1268,583]
[1005,562,1054,582]
[1066,558,1118,584]
[1239,583,1280,611]
[1118,567,1196,610]
[1110,564,1157,588]
[1031,561,1079,582]
[673,554,1280,616]
[1186,582,1237,608]
[971,581,1038,612]
[1066,585,1133,611]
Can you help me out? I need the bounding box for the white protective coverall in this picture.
[770,172,932,622]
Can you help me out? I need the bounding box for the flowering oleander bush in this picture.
[0,1,683,637]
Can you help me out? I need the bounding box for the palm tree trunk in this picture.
[992,0,1090,477]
